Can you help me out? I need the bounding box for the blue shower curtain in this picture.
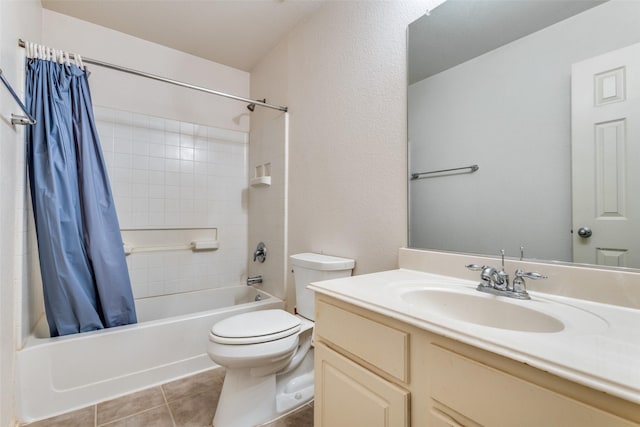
[25,57,137,337]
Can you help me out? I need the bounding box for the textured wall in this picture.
[42,9,250,132]
[251,1,428,308]
[0,2,42,425]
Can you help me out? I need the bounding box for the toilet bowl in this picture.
[208,253,354,427]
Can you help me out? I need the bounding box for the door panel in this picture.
[572,42,640,267]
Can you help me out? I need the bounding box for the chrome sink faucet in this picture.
[466,250,546,300]
[480,265,508,290]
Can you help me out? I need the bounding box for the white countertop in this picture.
[309,268,640,404]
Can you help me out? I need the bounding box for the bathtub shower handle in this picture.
[254,242,267,263]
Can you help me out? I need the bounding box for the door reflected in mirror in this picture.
[408,0,640,269]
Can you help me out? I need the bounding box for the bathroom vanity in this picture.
[310,249,640,427]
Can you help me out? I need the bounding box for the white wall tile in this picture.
[148,157,165,171]
[114,138,132,154]
[132,170,149,184]
[180,160,194,174]
[165,145,180,159]
[149,143,165,158]
[165,132,180,146]
[96,107,248,297]
[132,141,149,156]
[180,134,194,149]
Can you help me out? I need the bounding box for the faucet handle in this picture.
[512,269,547,299]
[466,264,494,288]
[515,270,547,280]
[253,242,267,263]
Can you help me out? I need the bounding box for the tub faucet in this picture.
[247,275,263,286]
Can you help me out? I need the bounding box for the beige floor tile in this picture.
[97,386,165,425]
[24,369,304,427]
[281,404,313,427]
[99,405,174,427]
[168,389,218,427]
[23,405,95,427]
[259,403,314,427]
[162,368,225,403]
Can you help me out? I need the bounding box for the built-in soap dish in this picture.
[251,162,271,187]
[190,240,220,251]
[250,176,271,187]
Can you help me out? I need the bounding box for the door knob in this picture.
[577,227,592,238]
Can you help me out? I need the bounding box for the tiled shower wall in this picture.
[94,107,248,298]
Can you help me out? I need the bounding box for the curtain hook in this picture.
[76,54,84,70]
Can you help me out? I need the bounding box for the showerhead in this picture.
[246,98,266,112]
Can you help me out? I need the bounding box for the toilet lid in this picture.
[210,309,302,345]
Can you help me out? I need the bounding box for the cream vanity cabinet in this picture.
[314,294,640,427]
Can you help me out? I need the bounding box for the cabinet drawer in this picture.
[430,345,639,427]
[316,300,409,383]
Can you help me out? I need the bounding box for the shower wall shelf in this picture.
[251,162,272,187]
[121,227,219,256]
[250,176,271,187]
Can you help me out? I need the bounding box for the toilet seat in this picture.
[210,309,302,345]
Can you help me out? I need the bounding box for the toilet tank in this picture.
[290,253,355,321]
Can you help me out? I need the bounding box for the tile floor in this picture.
[22,368,314,427]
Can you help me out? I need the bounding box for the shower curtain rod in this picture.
[0,67,36,125]
[18,39,288,113]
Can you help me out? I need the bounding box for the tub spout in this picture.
[247,275,263,286]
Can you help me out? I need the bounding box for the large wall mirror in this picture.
[408,0,640,270]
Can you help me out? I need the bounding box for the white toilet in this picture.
[207,252,355,427]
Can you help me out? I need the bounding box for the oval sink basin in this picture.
[401,289,565,333]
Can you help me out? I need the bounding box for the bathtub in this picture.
[15,285,282,423]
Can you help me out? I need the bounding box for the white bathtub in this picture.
[15,285,282,423]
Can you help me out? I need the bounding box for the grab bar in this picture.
[0,68,36,125]
[411,164,479,180]
[123,241,219,256]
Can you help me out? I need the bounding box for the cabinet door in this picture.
[315,343,409,427]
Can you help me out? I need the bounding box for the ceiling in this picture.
[41,0,326,72]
